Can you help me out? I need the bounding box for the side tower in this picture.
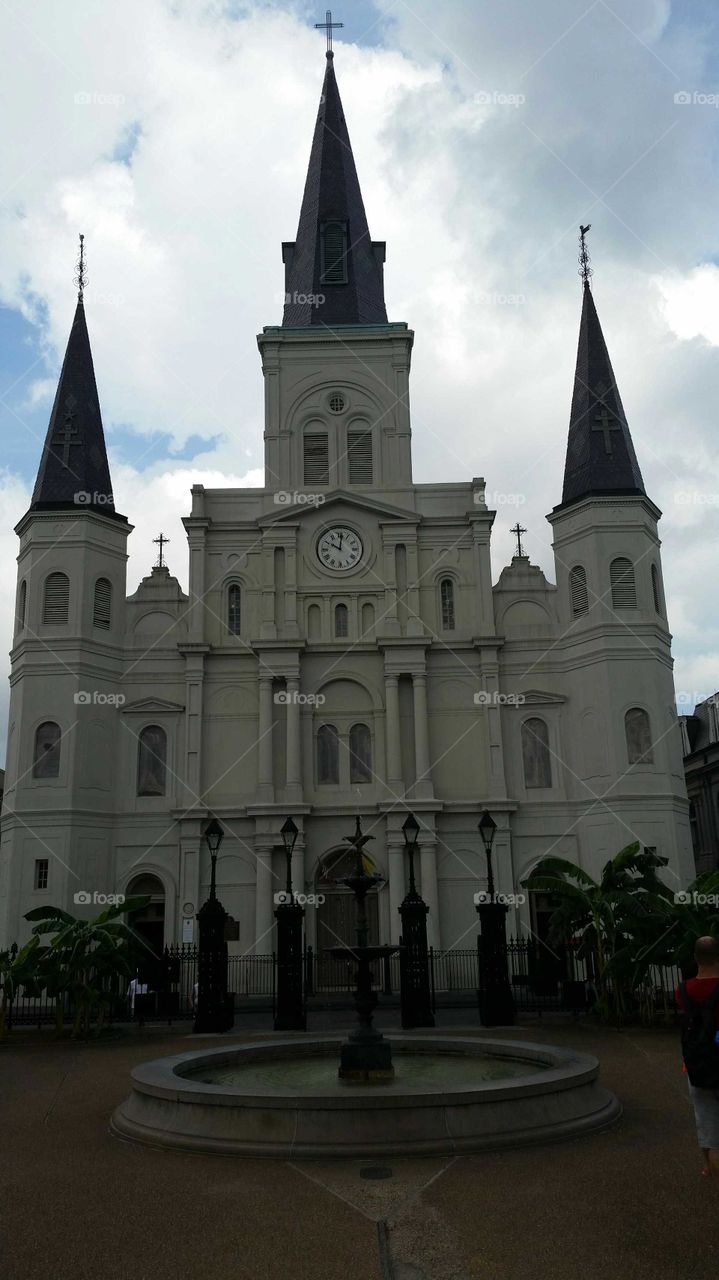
[0,245,131,943]
[546,235,693,885]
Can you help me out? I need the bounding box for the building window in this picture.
[334,603,348,638]
[610,557,637,609]
[320,220,348,284]
[689,801,700,858]
[33,721,61,779]
[228,584,241,635]
[17,580,27,632]
[317,724,340,784]
[303,434,329,485]
[348,430,373,484]
[42,572,70,625]
[93,578,112,630]
[137,725,167,796]
[349,723,372,783]
[651,564,662,615]
[440,578,455,630]
[34,858,49,890]
[328,393,346,414]
[521,717,552,788]
[569,565,588,617]
[625,707,654,764]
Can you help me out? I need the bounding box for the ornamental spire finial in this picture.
[578,224,592,288]
[315,9,343,56]
[74,233,87,303]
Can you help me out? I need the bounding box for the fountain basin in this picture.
[110,1036,620,1158]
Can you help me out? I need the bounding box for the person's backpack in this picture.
[679,981,719,1088]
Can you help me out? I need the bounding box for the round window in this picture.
[328,392,346,414]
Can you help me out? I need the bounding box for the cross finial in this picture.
[153,532,170,569]
[74,233,87,302]
[578,224,592,288]
[315,9,343,55]
[510,523,527,559]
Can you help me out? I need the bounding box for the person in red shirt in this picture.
[676,935,719,1179]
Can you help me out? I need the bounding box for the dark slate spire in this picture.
[559,279,645,508]
[282,51,387,327]
[31,271,123,520]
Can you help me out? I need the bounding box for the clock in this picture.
[317,526,363,571]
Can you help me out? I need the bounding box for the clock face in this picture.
[317,526,363,572]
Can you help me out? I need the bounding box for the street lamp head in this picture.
[280,816,299,857]
[402,812,420,850]
[204,817,224,856]
[478,809,497,854]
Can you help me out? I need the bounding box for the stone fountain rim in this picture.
[127,1035,600,1109]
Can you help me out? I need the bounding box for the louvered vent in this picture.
[610,558,637,609]
[17,580,26,631]
[42,573,69,625]
[304,434,329,485]
[569,566,589,617]
[93,578,112,630]
[348,431,373,484]
[651,564,662,615]
[321,221,347,284]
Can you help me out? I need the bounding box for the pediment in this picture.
[120,697,186,714]
[258,489,419,526]
[518,689,566,706]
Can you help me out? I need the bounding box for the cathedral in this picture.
[0,48,694,956]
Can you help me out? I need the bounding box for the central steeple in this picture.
[282,50,387,327]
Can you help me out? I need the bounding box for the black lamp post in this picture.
[274,816,306,1031]
[398,813,434,1028]
[194,816,234,1033]
[476,809,515,1027]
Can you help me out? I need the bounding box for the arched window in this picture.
[320,220,348,284]
[521,717,552,788]
[228,584,241,635]
[17,580,26,632]
[651,564,662,615]
[33,721,61,779]
[137,725,167,796]
[349,723,372,784]
[610,558,637,609]
[440,578,455,630]
[317,724,340,784]
[42,572,69,625]
[307,603,321,640]
[625,707,653,764]
[93,577,112,630]
[569,565,588,617]
[334,603,348,638]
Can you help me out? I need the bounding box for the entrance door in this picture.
[127,874,166,978]
[314,849,380,991]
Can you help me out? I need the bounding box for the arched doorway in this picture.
[127,873,166,961]
[315,847,380,950]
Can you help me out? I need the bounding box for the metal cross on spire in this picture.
[510,523,527,559]
[315,9,343,53]
[153,532,170,568]
[74,233,87,302]
[578,224,592,288]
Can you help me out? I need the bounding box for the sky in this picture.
[1,0,719,760]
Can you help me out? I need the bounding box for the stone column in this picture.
[388,843,405,944]
[419,840,440,949]
[257,672,274,803]
[254,845,275,960]
[412,672,433,799]
[384,673,403,792]
[285,676,302,803]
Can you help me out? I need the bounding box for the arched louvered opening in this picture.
[610,558,637,609]
[317,724,340,784]
[569,565,588,617]
[227,584,241,635]
[348,429,373,484]
[349,722,372,783]
[33,721,61,779]
[17,579,26,632]
[334,603,348,638]
[42,572,69,625]
[521,717,552,788]
[93,577,112,630]
[440,578,455,630]
[651,564,662,615]
[137,725,167,796]
[625,707,654,764]
[303,433,329,485]
[320,220,348,284]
